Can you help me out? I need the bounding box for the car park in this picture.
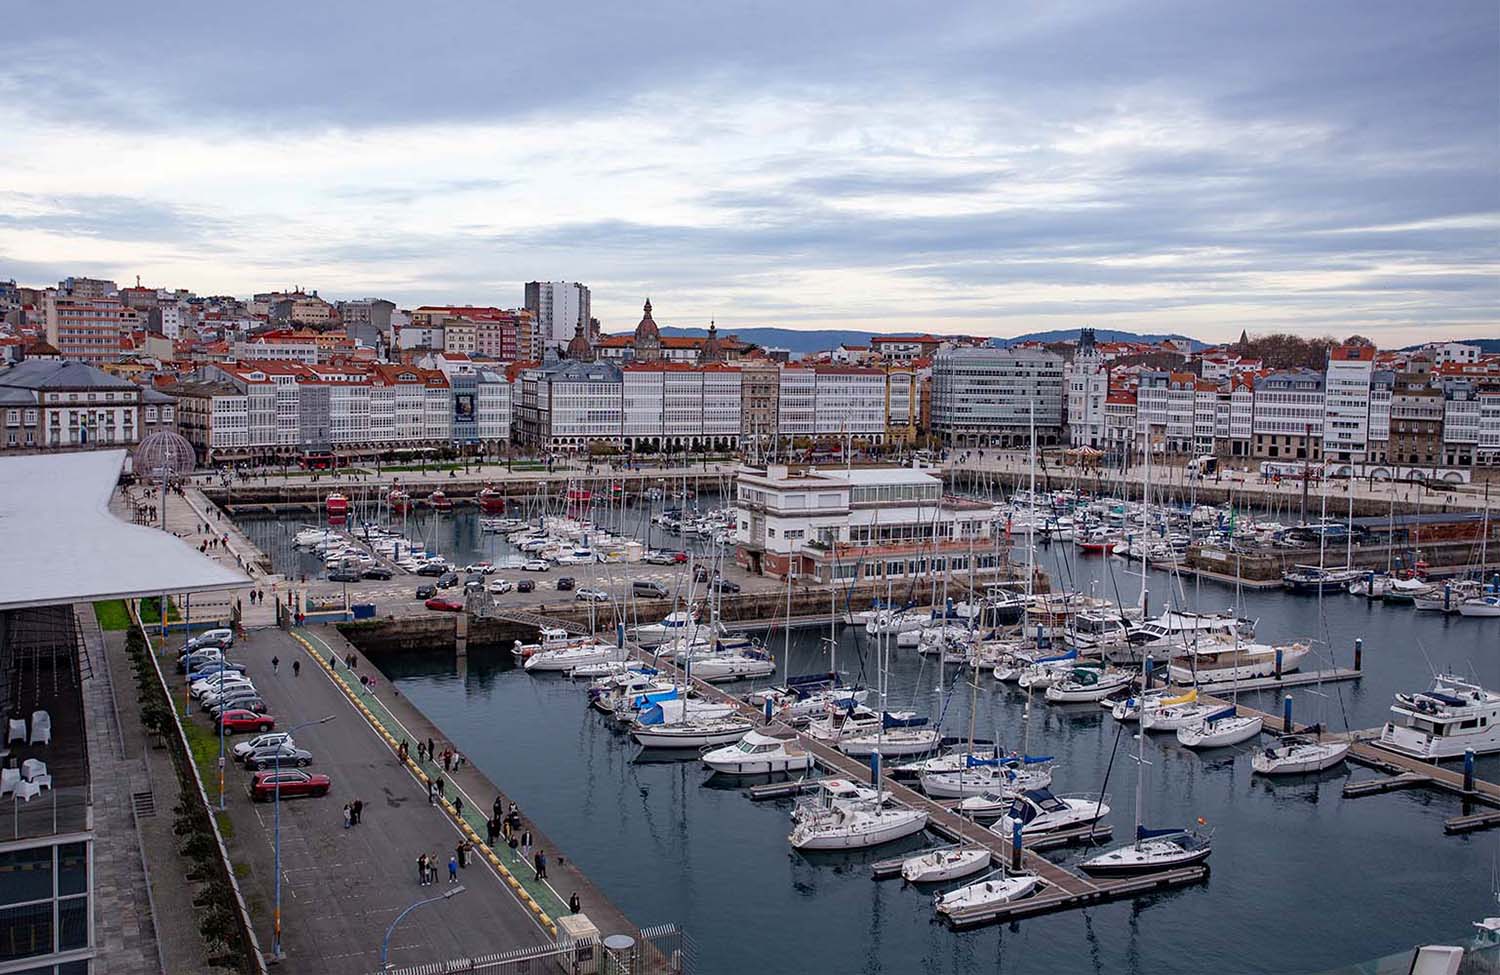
[243,742,314,770]
[217,709,275,734]
[487,579,514,595]
[249,769,330,802]
[361,566,393,580]
[233,732,293,760]
[521,559,550,572]
[556,576,575,591]
[436,571,460,589]
[328,569,362,583]
[425,597,465,612]
[517,579,536,593]
[575,587,610,602]
[415,583,438,599]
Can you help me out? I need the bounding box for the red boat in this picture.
[478,487,506,514]
[388,488,410,514]
[428,490,453,510]
[1075,533,1118,554]
[325,493,349,517]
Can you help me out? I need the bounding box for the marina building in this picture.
[931,346,1065,446]
[733,462,1001,582]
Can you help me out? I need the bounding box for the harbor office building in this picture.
[732,463,1003,582]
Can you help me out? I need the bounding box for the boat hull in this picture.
[1079,842,1211,876]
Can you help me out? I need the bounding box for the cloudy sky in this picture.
[2,1,1496,343]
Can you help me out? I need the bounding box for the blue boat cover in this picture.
[1137,825,1184,840]
[1205,705,1236,723]
[883,712,929,729]
[1036,648,1078,664]
[637,703,666,725]
[787,672,837,688]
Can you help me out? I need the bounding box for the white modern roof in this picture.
[0,450,249,612]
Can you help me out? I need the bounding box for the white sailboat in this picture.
[1251,733,1350,775]
[933,868,1042,919]
[900,847,992,884]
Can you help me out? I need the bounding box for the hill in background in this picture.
[657,325,1206,356]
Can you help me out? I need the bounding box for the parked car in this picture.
[328,569,362,583]
[425,597,465,612]
[694,566,711,582]
[192,675,253,699]
[632,580,670,599]
[641,551,676,566]
[187,628,235,651]
[249,769,330,802]
[415,562,448,577]
[361,566,393,580]
[517,579,536,593]
[556,576,576,591]
[712,579,742,594]
[436,571,460,589]
[464,578,485,594]
[415,583,438,599]
[217,709,275,734]
[185,662,247,683]
[520,559,550,572]
[575,587,610,602]
[200,683,258,709]
[233,732,294,760]
[464,562,495,575]
[669,551,689,564]
[178,648,230,672]
[209,694,268,718]
[243,743,314,771]
[487,579,514,595]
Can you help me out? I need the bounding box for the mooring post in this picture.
[1283,694,1293,733]
[1274,647,1283,680]
[1011,821,1023,871]
[1465,748,1476,793]
[1353,637,1363,672]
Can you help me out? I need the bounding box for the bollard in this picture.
[1354,638,1363,672]
[1011,821,1023,871]
[869,751,881,787]
[1283,694,1293,732]
[1465,749,1477,793]
[1443,584,1452,613]
[616,621,625,649]
[1142,656,1154,691]
[764,697,773,723]
[1274,647,1283,680]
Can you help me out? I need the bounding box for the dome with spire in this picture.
[699,319,724,364]
[633,298,662,360]
[565,319,594,361]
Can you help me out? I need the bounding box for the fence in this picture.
[377,923,693,975]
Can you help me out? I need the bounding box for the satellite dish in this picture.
[134,430,197,481]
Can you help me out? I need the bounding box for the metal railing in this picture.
[375,923,692,975]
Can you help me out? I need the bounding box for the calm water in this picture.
[362,548,1497,974]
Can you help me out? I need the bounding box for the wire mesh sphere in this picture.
[134,430,197,478]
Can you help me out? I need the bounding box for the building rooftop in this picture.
[0,359,136,390]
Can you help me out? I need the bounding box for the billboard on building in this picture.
[454,392,475,420]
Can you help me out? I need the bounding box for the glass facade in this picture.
[0,841,90,968]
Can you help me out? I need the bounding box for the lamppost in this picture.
[272,714,337,960]
[380,885,466,969]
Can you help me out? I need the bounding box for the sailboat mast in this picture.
[1135,654,1150,849]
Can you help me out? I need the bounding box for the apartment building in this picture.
[1388,372,1444,466]
[1065,329,1109,448]
[42,294,127,366]
[1252,369,1325,460]
[524,282,591,354]
[1322,344,1376,463]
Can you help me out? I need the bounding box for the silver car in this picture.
[232,732,294,760]
[243,743,314,770]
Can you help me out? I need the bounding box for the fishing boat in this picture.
[427,489,453,510]
[1252,730,1350,775]
[933,869,1041,920]
[1175,705,1264,749]
[900,847,991,884]
[477,486,506,513]
[990,788,1110,837]
[1044,667,1134,703]
[387,488,411,514]
[700,730,813,774]
[1377,675,1500,759]
[325,492,349,518]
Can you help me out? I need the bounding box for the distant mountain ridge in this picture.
[655,325,1204,356]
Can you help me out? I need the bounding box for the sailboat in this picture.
[1251,727,1350,775]
[1083,659,1214,876]
[900,846,992,884]
[1176,550,1264,750]
[933,866,1041,919]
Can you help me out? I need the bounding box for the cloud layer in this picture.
[2,0,1496,343]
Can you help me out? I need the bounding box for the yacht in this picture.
[1252,733,1350,775]
[511,627,582,661]
[1140,697,1218,733]
[994,647,1074,683]
[1111,687,1196,723]
[921,756,1053,799]
[523,642,628,673]
[1282,564,1362,594]
[1080,826,1213,876]
[805,705,883,743]
[634,609,697,645]
[837,714,941,758]
[1413,581,1479,613]
[700,730,813,774]
[901,848,991,884]
[630,715,754,749]
[865,609,931,636]
[1377,675,1500,759]
[1127,610,1255,652]
[990,789,1110,837]
[1176,705,1264,749]
[1166,639,1310,685]
[744,675,868,724]
[1458,593,1500,618]
[933,870,1041,920]
[683,648,777,684]
[1044,667,1134,703]
[789,799,928,851]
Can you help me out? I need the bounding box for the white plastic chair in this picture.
[29,712,49,747]
[21,760,45,782]
[13,779,40,803]
[6,719,25,745]
[0,768,18,796]
[31,774,50,792]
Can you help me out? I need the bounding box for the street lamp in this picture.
[381,885,466,969]
[272,714,337,960]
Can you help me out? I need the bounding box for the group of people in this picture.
[341,798,364,829]
[415,851,458,886]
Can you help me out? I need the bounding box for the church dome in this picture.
[634,299,660,344]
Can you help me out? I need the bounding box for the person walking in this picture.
[435,776,445,800]
[486,816,499,846]
[508,830,520,862]
[342,803,352,829]
[292,659,300,677]
[426,737,434,759]
[569,892,581,914]
[534,849,547,881]
[493,794,504,820]
[453,794,463,819]
[416,853,428,886]
[521,829,533,863]
[351,799,363,825]
[455,842,467,870]
[448,855,459,885]
[427,781,436,805]
[271,655,280,674]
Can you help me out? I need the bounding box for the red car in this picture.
[249,769,330,802]
[671,551,689,563]
[425,597,464,612]
[218,709,275,734]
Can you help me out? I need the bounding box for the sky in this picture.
[2,0,1497,345]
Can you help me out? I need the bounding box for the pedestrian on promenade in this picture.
[569,892,581,914]
[448,855,459,884]
[454,794,463,819]
[454,752,465,770]
[417,742,427,762]
[342,803,352,829]
[493,794,504,819]
[417,853,428,886]
[436,776,445,799]
[352,799,363,825]
[443,750,452,772]
[456,842,467,869]
[509,831,520,861]
[521,829,533,862]
[292,659,300,677]
[398,739,409,762]
[534,850,547,881]
[271,656,280,674]
[427,737,434,759]
[486,817,498,846]
[329,649,337,668]
[427,781,436,805]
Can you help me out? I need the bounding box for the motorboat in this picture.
[901,848,991,884]
[805,705,884,743]
[1166,639,1310,685]
[933,870,1041,920]
[511,627,580,660]
[1074,528,1120,554]
[1413,582,1478,614]
[324,493,349,518]
[1080,826,1213,876]
[837,713,942,758]
[293,527,338,547]
[1175,705,1264,749]
[477,486,506,513]
[701,730,813,774]
[1377,675,1500,759]
[1458,594,1500,618]
[1044,667,1134,703]
[991,788,1110,837]
[427,489,453,510]
[630,715,754,749]
[1252,732,1350,775]
[1126,610,1255,652]
[865,609,931,636]
[789,799,928,850]
[634,609,698,645]
[900,624,969,650]
[1381,577,1432,605]
[894,746,999,779]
